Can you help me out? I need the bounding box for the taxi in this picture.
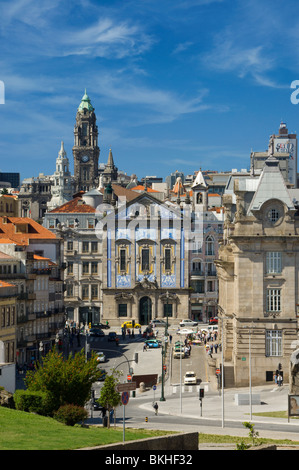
[121,320,141,329]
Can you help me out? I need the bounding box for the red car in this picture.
[209,317,218,325]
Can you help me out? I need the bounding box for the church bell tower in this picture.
[73,90,100,192]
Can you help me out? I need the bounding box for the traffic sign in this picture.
[116,382,136,392]
[127,374,132,381]
[121,391,129,405]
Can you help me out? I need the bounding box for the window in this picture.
[68,219,75,228]
[87,219,95,229]
[141,248,150,271]
[165,248,171,271]
[266,252,282,274]
[118,303,127,317]
[49,219,55,229]
[267,289,281,312]
[82,285,89,300]
[268,208,279,223]
[67,241,73,251]
[91,262,98,274]
[82,241,89,253]
[82,262,89,275]
[266,330,282,356]
[120,249,126,272]
[207,281,214,292]
[191,240,202,253]
[205,236,214,255]
[67,284,73,297]
[91,242,98,253]
[82,123,88,136]
[192,261,202,273]
[190,280,205,293]
[164,303,173,317]
[67,262,73,275]
[82,167,89,181]
[91,285,98,300]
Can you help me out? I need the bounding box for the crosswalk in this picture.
[171,383,209,394]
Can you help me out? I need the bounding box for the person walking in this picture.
[153,402,158,415]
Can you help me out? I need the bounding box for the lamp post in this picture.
[160,343,166,401]
[165,291,170,336]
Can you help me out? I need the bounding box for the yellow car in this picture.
[121,320,141,329]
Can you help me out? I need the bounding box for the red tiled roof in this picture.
[131,185,160,193]
[49,197,96,213]
[0,217,57,244]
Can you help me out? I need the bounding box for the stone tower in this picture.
[47,141,74,211]
[73,90,100,192]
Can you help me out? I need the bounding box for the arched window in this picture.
[205,236,214,255]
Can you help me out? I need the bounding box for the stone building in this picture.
[216,151,299,386]
[19,174,53,221]
[0,280,18,364]
[189,171,224,322]
[0,216,64,366]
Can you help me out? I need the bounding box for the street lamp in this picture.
[165,291,170,335]
[160,343,166,401]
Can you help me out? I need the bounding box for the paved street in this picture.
[84,324,299,448]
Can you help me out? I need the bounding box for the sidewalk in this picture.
[126,332,299,443]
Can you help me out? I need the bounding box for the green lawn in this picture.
[2,406,299,450]
[0,407,172,450]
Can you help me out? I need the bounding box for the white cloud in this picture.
[62,17,155,59]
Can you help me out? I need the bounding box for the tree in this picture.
[98,369,122,428]
[25,347,102,415]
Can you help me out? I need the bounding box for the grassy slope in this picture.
[0,407,171,450]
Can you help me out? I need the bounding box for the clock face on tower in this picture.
[81,155,89,163]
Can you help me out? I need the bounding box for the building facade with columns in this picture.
[216,153,299,386]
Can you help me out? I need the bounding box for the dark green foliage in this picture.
[14,390,51,415]
[24,347,102,415]
[53,404,88,426]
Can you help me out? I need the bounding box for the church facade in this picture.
[100,191,190,325]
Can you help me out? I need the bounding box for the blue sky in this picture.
[0,0,299,183]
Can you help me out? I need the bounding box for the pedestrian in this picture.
[210,344,213,353]
[277,374,283,386]
[143,342,147,352]
[153,402,158,415]
[169,334,172,344]
[115,336,119,347]
[214,343,218,353]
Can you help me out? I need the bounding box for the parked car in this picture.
[89,328,105,337]
[96,368,106,381]
[209,317,218,325]
[179,319,198,327]
[93,399,105,411]
[145,339,161,348]
[150,319,167,327]
[121,320,141,329]
[96,352,106,363]
[92,322,110,329]
[184,371,197,385]
[107,332,117,341]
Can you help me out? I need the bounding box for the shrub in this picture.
[14,390,51,415]
[53,404,88,426]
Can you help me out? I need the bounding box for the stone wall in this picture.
[77,432,198,451]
